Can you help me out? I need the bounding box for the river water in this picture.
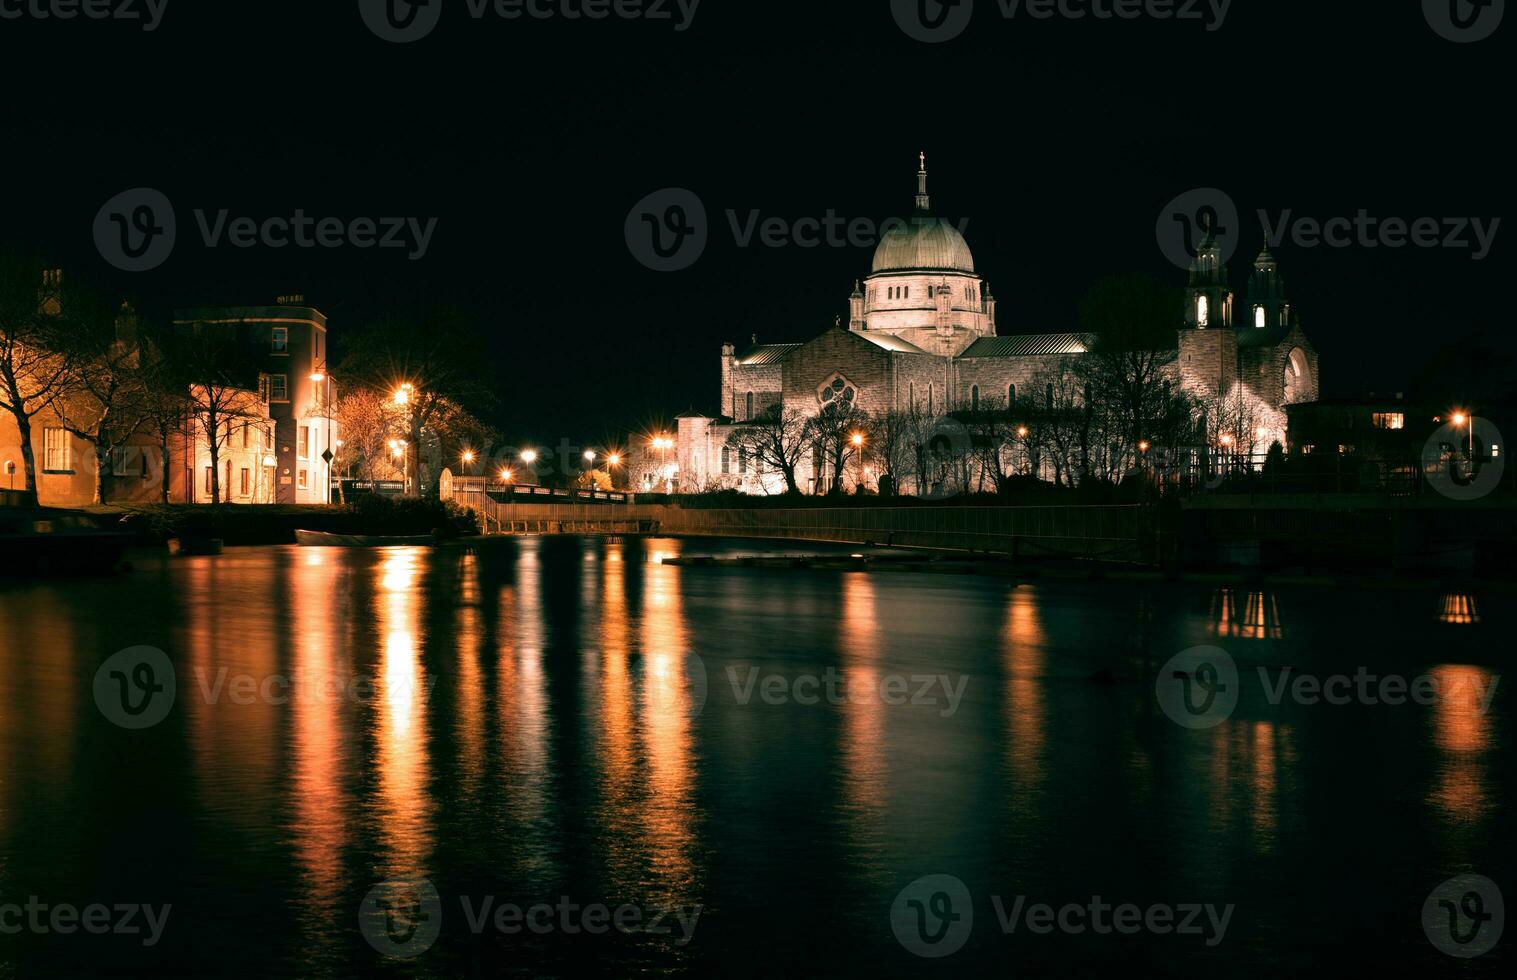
[0,538,1509,977]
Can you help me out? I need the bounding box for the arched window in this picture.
[1045,384,1054,410]
[909,381,915,410]
[1007,382,1017,405]
[1197,295,1210,327]
[738,447,748,474]
[971,385,980,411]
[721,445,731,475]
[928,383,934,415]
[745,391,754,420]
[1255,305,1266,329]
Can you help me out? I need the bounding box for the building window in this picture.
[271,327,288,353]
[1254,305,1266,329]
[721,446,731,475]
[269,375,289,402]
[745,392,754,420]
[739,447,748,475]
[43,427,71,472]
[928,384,934,415]
[971,385,980,411]
[1008,383,1017,405]
[298,469,308,489]
[204,467,214,496]
[1197,295,1209,327]
[1372,413,1406,431]
[298,426,310,458]
[240,468,251,496]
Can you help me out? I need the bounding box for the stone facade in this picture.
[668,160,1322,494]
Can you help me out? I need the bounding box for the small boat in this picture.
[295,529,436,548]
[0,508,130,577]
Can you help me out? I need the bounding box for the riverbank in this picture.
[75,499,478,546]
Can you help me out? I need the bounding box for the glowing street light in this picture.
[584,450,597,463]
[1138,440,1151,454]
[393,383,415,407]
[607,453,621,467]
[850,432,865,448]
[520,449,538,464]
[1016,426,1030,439]
[1220,434,1235,448]
[499,468,514,483]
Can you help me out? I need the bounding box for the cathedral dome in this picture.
[871,216,975,274]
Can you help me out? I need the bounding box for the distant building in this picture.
[173,297,338,505]
[672,158,1323,493]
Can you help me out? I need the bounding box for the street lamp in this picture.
[521,449,538,464]
[310,365,335,504]
[850,432,866,491]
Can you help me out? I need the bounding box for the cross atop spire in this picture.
[915,152,931,213]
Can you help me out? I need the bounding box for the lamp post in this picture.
[652,436,673,492]
[393,383,417,496]
[520,449,538,487]
[850,431,866,492]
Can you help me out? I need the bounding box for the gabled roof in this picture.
[734,343,800,366]
[857,331,930,355]
[960,333,1090,358]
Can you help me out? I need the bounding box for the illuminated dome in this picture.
[871,216,975,274]
[870,156,974,273]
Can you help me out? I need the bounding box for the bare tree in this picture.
[728,405,809,495]
[804,401,870,495]
[1027,359,1092,488]
[0,258,82,498]
[178,329,265,505]
[869,402,927,497]
[338,309,496,498]
[55,305,154,504]
[331,388,404,491]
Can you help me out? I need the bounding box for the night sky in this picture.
[2,0,1508,444]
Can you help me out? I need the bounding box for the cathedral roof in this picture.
[857,331,930,355]
[871,217,976,274]
[734,343,801,365]
[960,333,1090,358]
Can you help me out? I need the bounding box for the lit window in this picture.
[1372,413,1405,430]
[271,327,288,353]
[298,469,308,489]
[269,375,289,402]
[1255,306,1265,329]
[43,427,71,471]
[1197,295,1209,326]
[298,426,310,458]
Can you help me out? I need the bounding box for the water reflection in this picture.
[1210,589,1284,640]
[371,548,433,878]
[497,540,556,883]
[1438,593,1481,625]
[838,573,886,880]
[1002,587,1047,798]
[288,549,348,947]
[1427,664,1496,824]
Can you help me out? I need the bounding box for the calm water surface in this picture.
[0,538,1509,977]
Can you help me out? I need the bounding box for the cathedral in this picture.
[664,158,1320,494]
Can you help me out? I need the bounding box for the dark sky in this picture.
[2,0,1508,444]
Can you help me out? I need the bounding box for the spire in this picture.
[915,151,931,213]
